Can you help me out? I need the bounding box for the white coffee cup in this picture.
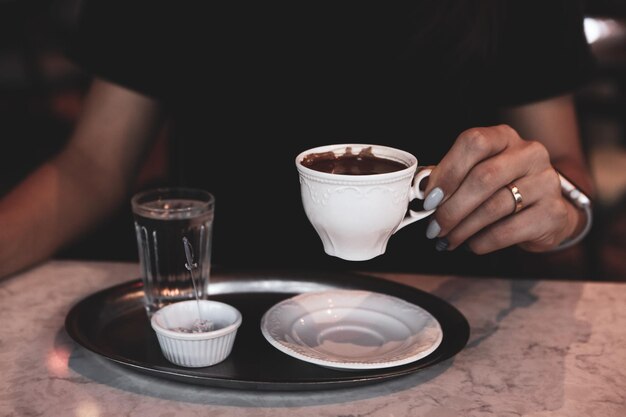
[295,144,434,261]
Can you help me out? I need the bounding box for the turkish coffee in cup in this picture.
[296,144,434,261]
[301,146,409,175]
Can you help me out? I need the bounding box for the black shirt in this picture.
[66,1,595,276]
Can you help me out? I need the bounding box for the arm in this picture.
[0,78,164,278]
[423,93,593,253]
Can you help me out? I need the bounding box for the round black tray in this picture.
[65,269,469,390]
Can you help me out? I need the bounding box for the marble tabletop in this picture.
[1,260,625,417]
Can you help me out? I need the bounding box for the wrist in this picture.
[550,172,593,251]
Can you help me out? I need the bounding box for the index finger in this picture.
[424,125,520,204]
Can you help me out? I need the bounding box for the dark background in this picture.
[2,0,626,280]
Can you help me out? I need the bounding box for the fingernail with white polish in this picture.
[424,187,444,211]
[426,220,441,239]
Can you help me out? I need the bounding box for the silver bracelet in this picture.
[549,172,593,251]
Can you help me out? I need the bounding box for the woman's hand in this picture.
[422,124,581,253]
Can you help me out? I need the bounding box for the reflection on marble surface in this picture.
[1,260,626,416]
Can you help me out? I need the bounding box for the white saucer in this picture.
[260,289,443,370]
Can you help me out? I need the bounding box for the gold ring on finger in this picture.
[506,183,523,214]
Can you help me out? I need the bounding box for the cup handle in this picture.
[395,167,435,232]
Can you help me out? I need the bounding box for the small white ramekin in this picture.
[150,300,242,367]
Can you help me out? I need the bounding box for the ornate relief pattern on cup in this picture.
[299,177,333,206]
[297,170,414,185]
[299,175,412,206]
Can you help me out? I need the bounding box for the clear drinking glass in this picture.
[131,187,215,317]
